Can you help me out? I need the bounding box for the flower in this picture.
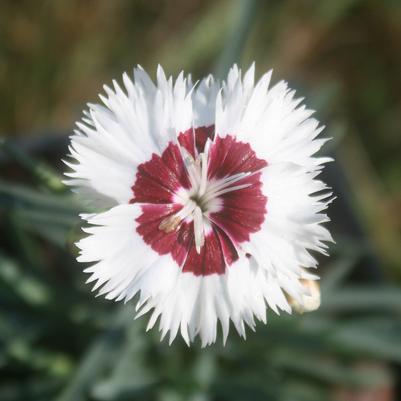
[65,64,333,346]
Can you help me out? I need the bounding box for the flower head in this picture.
[65,64,333,346]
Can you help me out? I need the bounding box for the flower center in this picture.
[130,126,268,276]
[158,144,254,253]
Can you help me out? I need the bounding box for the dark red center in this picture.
[130,126,267,276]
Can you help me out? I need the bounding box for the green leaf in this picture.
[0,254,50,306]
[214,0,259,77]
[329,318,401,362]
[0,137,66,193]
[321,287,401,313]
[55,308,133,401]
[321,254,360,294]
[274,351,391,387]
[0,179,83,213]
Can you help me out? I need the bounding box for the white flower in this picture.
[64,64,333,347]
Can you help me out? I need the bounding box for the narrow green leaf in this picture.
[321,287,401,313]
[0,137,66,193]
[55,308,132,401]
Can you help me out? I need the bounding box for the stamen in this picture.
[204,172,251,195]
[197,139,211,197]
[180,147,200,189]
[193,206,205,254]
[159,200,196,233]
[197,152,208,197]
[200,183,251,205]
[158,215,181,233]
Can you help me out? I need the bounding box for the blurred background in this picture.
[1,0,400,400]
